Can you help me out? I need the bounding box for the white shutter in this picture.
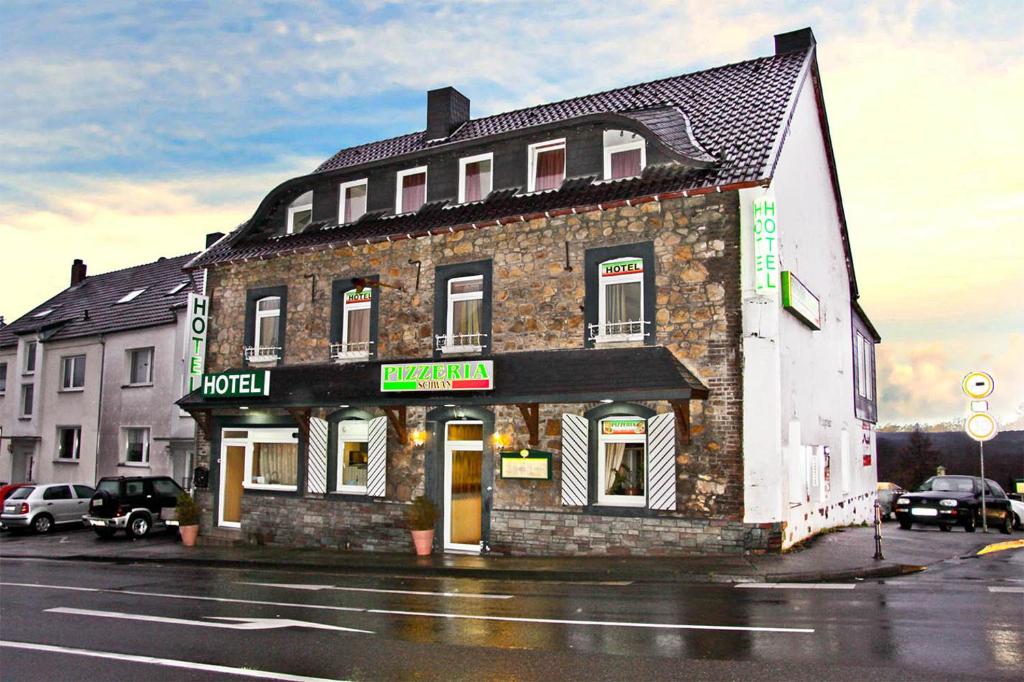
[365,415,387,498]
[646,412,677,510]
[560,414,589,506]
[307,417,328,494]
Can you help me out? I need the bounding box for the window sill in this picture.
[53,459,80,464]
[332,353,370,364]
[593,334,645,345]
[334,487,368,496]
[244,483,298,492]
[118,462,150,468]
[594,498,647,508]
[246,357,280,366]
[22,372,35,378]
[58,387,85,393]
[18,416,32,421]
[122,382,154,389]
[440,345,483,355]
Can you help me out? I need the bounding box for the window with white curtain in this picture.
[336,420,369,494]
[243,428,299,491]
[444,275,483,352]
[458,153,493,203]
[595,257,645,341]
[603,130,646,180]
[527,139,566,192]
[339,289,371,358]
[396,167,427,213]
[339,179,368,223]
[597,417,647,506]
[253,296,281,358]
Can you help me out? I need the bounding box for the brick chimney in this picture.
[70,259,87,286]
[205,232,224,248]
[426,87,470,141]
[774,27,816,54]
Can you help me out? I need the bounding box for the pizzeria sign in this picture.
[381,361,494,392]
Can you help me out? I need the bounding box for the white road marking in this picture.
[0,640,345,681]
[3,582,813,634]
[238,581,513,599]
[988,586,1024,593]
[736,583,857,590]
[47,607,373,634]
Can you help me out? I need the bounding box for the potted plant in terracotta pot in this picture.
[407,495,437,556]
[176,491,200,547]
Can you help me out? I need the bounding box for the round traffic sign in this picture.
[962,371,994,399]
[965,412,998,442]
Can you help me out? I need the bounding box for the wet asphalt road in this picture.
[1,544,1022,680]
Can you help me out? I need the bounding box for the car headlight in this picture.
[896,497,910,505]
[939,499,958,507]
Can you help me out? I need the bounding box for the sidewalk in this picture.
[0,524,1002,584]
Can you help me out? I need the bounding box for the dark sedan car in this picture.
[895,475,1014,534]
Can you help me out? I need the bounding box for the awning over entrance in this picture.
[177,346,708,410]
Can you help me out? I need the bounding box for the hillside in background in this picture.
[877,429,1024,492]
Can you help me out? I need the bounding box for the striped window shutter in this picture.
[560,414,589,506]
[365,415,387,498]
[307,417,329,494]
[646,412,677,510]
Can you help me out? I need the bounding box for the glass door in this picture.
[444,421,483,552]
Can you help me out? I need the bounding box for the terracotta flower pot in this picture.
[411,529,434,556]
[179,524,199,547]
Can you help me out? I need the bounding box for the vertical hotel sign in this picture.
[185,293,209,392]
[752,196,779,294]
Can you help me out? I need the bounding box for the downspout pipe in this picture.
[94,334,106,484]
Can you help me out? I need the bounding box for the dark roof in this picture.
[178,346,708,409]
[0,253,200,347]
[315,50,809,187]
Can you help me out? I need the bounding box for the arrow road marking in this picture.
[238,581,513,599]
[0,640,344,682]
[46,607,373,634]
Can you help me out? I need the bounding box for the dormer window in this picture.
[286,191,313,234]
[33,309,54,318]
[396,167,427,214]
[339,179,368,224]
[166,282,188,295]
[603,130,646,180]
[458,153,493,203]
[527,139,565,192]
[116,289,146,304]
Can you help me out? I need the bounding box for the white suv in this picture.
[0,483,95,533]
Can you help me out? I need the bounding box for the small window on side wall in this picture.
[339,179,368,224]
[458,153,493,203]
[442,275,484,353]
[61,355,86,390]
[527,139,566,192]
[396,167,427,214]
[594,257,645,342]
[0,361,7,394]
[603,130,646,180]
[123,427,150,464]
[127,348,153,385]
[57,426,81,460]
[286,191,313,234]
[333,288,372,361]
[248,296,282,362]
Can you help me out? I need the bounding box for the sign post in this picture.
[962,371,997,533]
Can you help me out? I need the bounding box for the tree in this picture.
[891,426,941,489]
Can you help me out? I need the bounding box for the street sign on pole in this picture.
[963,371,997,533]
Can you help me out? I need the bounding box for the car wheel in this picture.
[963,513,977,532]
[898,518,912,530]
[939,523,951,532]
[93,527,116,539]
[127,513,151,539]
[32,513,54,534]
[1015,514,1023,531]
[999,512,1013,535]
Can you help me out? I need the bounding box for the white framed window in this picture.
[597,417,647,507]
[61,355,86,390]
[20,383,34,417]
[286,191,313,234]
[442,275,484,352]
[0,361,7,395]
[242,428,299,491]
[249,296,282,361]
[336,420,369,494]
[33,308,55,318]
[56,426,81,460]
[333,288,372,361]
[116,289,146,304]
[603,130,646,180]
[527,139,566,192]
[338,179,368,224]
[122,427,150,465]
[23,341,37,375]
[396,166,428,214]
[855,333,874,400]
[127,347,154,385]
[457,153,493,203]
[594,257,646,342]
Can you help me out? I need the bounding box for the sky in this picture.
[1,1,1022,426]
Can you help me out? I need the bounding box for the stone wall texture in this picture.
[195,193,760,554]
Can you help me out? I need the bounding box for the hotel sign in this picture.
[601,259,643,277]
[752,196,779,294]
[380,361,494,392]
[185,293,209,392]
[500,449,552,480]
[345,289,372,304]
[202,370,270,398]
[781,271,821,330]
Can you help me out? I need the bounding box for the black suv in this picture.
[83,476,184,539]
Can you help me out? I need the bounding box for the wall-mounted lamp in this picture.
[492,432,512,449]
[410,430,427,448]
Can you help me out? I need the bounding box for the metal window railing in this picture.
[587,320,650,341]
[330,341,373,362]
[435,332,488,352]
[244,346,281,361]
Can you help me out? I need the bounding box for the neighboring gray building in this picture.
[0,254,201,487]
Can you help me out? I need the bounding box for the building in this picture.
[0,254,202,487]
[179,27,880,554]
